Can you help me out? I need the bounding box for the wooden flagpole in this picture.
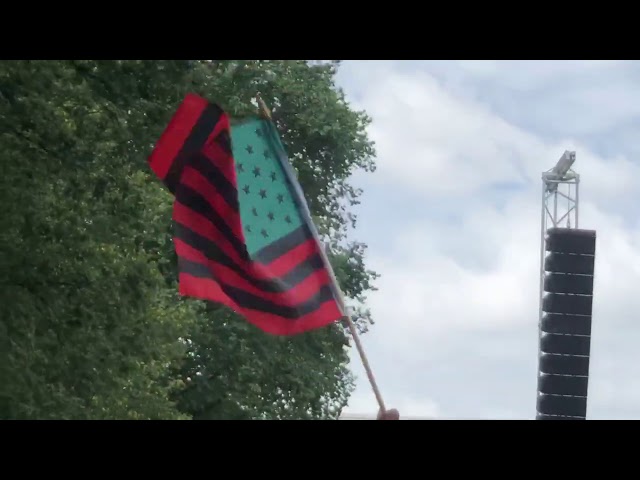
[255,93,387,414]
[256,93,272,120]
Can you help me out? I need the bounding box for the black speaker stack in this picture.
[536,227,597,420]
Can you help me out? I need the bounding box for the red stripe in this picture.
[254,238,320,277]
[175,238,332,305]
[179,165,244,240]
[179,274,343,335]
[148,93,208,182]
[173,201,249,268]
[173,201,322,279]
[201,134,237,186]
[206,111,231,152]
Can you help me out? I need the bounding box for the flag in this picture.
[148,93,345,335]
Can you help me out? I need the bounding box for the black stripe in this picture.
[187,152,239,213]
[179,258,337,319]
[174,222,324,293]
[215,130,232,156]
[175,184,248,261]
[164,103,223,194]
[253,224,314,264]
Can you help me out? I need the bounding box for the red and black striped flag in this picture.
[148,94,345,335]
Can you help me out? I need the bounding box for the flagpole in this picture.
[255,93,388,414]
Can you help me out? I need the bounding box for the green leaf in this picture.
[0,60,377,420]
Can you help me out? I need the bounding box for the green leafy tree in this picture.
[174,61,378,420]
[0,60,377,420]
[0,60,197,419]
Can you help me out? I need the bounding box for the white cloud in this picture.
[336,60,640,419]
[343,62,640,205]
[427,60,640,142]
[358,70,538,196]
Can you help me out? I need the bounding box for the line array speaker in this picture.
[537,228,596,420]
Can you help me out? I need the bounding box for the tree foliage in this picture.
[0,60,377,419]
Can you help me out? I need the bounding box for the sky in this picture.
[334,60,640,420]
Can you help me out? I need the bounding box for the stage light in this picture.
[551,150,576,178]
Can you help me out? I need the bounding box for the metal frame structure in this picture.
[538,150,580,327]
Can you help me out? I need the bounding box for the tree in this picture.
[0,60,197,419]
[173,61,378,420]
[0,60,377,420]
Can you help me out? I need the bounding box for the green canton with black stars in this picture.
[230,118,304,257]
